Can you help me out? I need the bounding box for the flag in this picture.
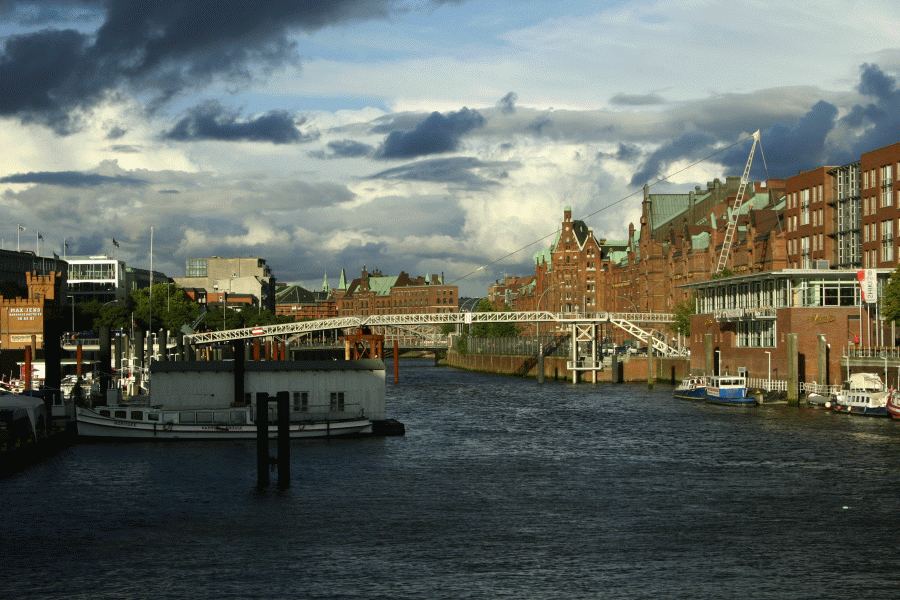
[64,241,69,250]
[112,238,120,248]
[38,232,43,240]
[17,224,25,232]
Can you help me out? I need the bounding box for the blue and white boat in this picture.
[705,374,755,406]
[674,375,707,400]
[833,372,889,417]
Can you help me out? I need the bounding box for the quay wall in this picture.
[446,350,690,384]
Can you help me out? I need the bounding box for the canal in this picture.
[3,359,900,598]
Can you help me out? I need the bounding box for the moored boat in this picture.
[76,404,372,439]
[705,374,755,406]
[833,373,889,417]
[674,375,706,400]
[887,390,900,420]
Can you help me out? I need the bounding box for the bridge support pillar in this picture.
[393,340,399,384]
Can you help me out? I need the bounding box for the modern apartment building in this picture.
[784,167,836,269]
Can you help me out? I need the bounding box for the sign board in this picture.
[251,327,265,336]
[9,334,43,344]
[857,269,878,303]
[8,306,42,321]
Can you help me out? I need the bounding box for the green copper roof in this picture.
[322,271,330,293]
[368,275,398,296]
[650,193,691,231]
[771,195,787,211]
[730,192,770,218]
[338,268,347,290]
[608,250,629,265]
[691,231,710,250]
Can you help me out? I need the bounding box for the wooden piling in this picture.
[817,335,827,386]
[393,340,399,384]
[23,345,32,391]
[256,392,269,489]
[787,333,799,405]
[276,391,290,489]
[537,343,545,384]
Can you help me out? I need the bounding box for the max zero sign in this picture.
[251,328,265,335]
[857,269,878,303]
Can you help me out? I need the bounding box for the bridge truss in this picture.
[184,311,687,357]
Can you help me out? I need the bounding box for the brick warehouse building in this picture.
[491,139,899,382]
[334,267,458,317]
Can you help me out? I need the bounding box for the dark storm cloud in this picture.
[158,189,180,194]
[108,144,141,153]
[368,156,517,190]
[106,125,127,139]
[0,0,426,133]
[164,102,314,144]
[597,143,641,162]
[842,63,900,156]
[609,93,665,106]
[309,139,375,159]
[630,63,898,185]
[375,108,485,159]
[0,170,148,187]
[497,91,518,114]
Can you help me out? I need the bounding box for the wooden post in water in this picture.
[647,329,655,389]
[787,333,799,405]
[76,342,83,378]
[817,334,827,387]
[276,391,290,489]
[537,343,545,384]
[23,345,32,391]
[393,340,399,384]
[256,392,269,489]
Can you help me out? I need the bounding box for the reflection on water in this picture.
[3,360,900,599]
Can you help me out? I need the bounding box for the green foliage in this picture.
[440,323,456,335]
[201,304,291,331]
[883,265,900,323]
[711,268,734,280]
[454,335,469,355]
[471,298,519,338]
[131,283,200,333]
[673,295,696,336]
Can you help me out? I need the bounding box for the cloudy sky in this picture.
[1,0,898,295]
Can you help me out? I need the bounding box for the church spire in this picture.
[322,270,330,293]
[338,268,347,290]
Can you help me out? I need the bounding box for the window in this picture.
[131,411,144,421]
[882,220,894,262]
[293,391,309,412]
[800,189,810,225]
[114,410,126,419]
[330,392,345,412]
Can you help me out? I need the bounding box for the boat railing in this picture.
[799,382,842,396]
[275,402,366,422]
[746,377,788,392]
[844,346,900,359]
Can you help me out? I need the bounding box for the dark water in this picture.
[4,360,900,599]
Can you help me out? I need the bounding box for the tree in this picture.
[471,299,519,337]
[131,283,201,333]
[673,295,696,336]
[883,264,900,323]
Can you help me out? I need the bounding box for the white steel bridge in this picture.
[184,311,687,358]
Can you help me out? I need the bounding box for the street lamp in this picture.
[764,351,771,390]
[536,283,561,340]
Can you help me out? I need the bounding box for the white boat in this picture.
[76,404,372,439]
[76,358,387,440]
[833,372,889,417]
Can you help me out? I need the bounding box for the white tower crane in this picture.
[714,130,761,275]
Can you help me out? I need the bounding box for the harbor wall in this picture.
[446,350,690,384]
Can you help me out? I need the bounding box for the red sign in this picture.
[251,327,265,336]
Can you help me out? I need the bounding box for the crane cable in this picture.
[449,132,755,285]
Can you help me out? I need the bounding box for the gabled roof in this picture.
[275,285,320,304]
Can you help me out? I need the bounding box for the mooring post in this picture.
[817,334,827,387]
[537,342,545,384]
[393,339,399,384]
[787,333,799,405]
[256,392,270,489]
[647,329,655,389]
[276,391,290,489]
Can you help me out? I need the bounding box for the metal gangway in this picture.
[184,310,686,358]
